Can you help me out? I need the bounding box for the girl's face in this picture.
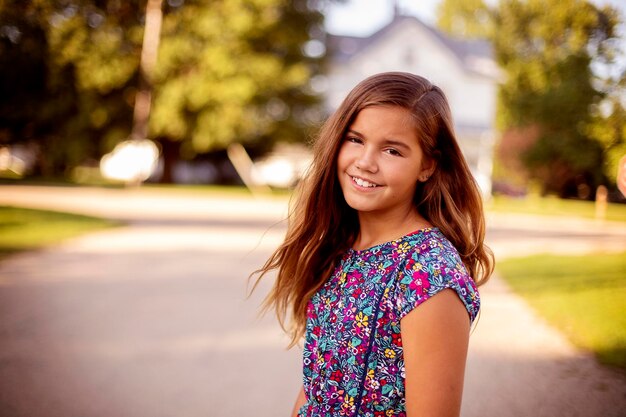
[336,105,434,219]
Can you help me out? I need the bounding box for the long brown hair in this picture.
[254,72,494,346]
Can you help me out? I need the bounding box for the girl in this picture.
[255,72,494,417]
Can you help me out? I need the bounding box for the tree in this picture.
[437,0,625,198]
[436,0,492,39]
[0,0,149,176]
[0,0,324,180]
[150,0,324,180]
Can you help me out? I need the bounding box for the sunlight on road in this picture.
[63,226,286,253]
[65,326,291,359]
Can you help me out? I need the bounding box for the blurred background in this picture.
[0,0,625,416]
[1,0,625,198]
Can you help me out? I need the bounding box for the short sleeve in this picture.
[393,237,480,323]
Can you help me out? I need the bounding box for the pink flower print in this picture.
[409,270,431,293]
[347,271,362,286]
[342,304,356,322]
[353,325,366,338]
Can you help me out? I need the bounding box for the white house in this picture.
[323,14,500,195]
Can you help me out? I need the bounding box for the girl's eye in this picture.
[346,136,362,144]
[385,148,402,157]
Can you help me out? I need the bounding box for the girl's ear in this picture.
[418,158,437,183]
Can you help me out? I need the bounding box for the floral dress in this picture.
[298,228,480,417]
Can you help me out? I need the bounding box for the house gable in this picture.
[325,15,498,130]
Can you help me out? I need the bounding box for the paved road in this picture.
[0,185,625,417]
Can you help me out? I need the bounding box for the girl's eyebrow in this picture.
[382,139,410,150]
[346,129,410,150]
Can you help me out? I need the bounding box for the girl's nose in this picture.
[355,149,378,173]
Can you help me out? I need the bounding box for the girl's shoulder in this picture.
[403,227,463,260]
[348,227,460,266]
[393,228,481,322]
[387,227,461,263]
[347,227,443,265]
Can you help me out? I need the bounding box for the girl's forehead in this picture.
[349,105,416,128]
[355,104,413,117]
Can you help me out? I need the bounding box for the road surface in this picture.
[0,185,624,417]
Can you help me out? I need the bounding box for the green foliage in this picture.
[150,0,323,156]
[493,0,623,197]
[0,1,139,176]
[498,252,626,368]
[436,0,492,39]
[493,0,615,125]
[0,0,324,177]
[586,98,626,184]
[437,0,625,198]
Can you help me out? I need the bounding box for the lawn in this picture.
[0,206,119,257]
[497,252,626,369]
[488,195,626,222]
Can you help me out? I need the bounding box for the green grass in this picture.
[0,178,292,198]
[0,206,120,257]
[497,252,626,368]
[142,183,262,196]
[488,195,626,222]
[140,183,293,198]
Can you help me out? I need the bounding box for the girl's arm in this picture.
[290,386,306,417]
[400,289,471,417]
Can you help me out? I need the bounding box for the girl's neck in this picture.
[353,208,432,251]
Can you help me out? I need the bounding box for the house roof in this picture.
[326,14,495,77]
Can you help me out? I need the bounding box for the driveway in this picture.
[0,185,624,417]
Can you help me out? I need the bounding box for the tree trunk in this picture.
[158,139,179,184]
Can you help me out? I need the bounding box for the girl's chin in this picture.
[344,198,386,213]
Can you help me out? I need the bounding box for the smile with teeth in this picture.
[352,176,379,188]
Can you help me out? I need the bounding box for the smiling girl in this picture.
[255,72,494,417]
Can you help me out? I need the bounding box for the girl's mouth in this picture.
[352,176,379,188]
